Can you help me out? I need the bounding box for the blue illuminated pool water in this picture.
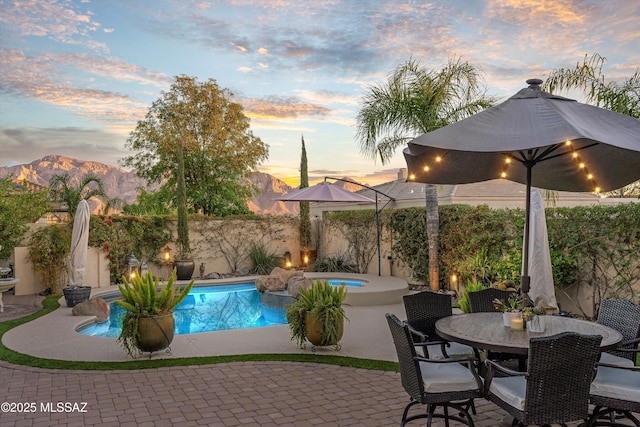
[78,283,288,338]
[327,279,364,287]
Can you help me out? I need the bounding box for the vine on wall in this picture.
[88,215,172,283]
[388,203,640,318]
[191,215,293,274]
[324,210,380,274]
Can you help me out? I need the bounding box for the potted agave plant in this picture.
[285,280,347,351]
[116,269,193,357]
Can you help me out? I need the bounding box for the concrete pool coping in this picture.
[2,273,409,362]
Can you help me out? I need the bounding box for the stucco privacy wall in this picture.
[8,218,638,319]
[10,217,403,295]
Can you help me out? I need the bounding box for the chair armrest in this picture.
[484,359,527,396]
[596,362,640,372]
[412,340,462,359]
[616,336,640,349]
[406,323,429,341]
[485,359,526,377]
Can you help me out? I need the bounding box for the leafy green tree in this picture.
[299,135,311,249]
[544,53,640,197]
[122,188,171,215]
[355,57,495,289]
[0,176,50,259]
[49,173,106,218]
[122,75,269,217]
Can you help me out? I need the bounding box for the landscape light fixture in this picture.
[139,260,149,277]
[127,252,139,280]
[162,246,172,264]
[283,250,292,269]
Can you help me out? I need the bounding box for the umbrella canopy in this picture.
[274,181,375,203]
[525,188,557,309]
[404,78,640,293]
[69,199,90,287]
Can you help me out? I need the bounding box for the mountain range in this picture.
[0,155,361,216]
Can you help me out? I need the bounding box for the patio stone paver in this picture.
[2,360,637,426]
[1,294,638,426]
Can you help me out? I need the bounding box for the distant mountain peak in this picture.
[0,156,299,216]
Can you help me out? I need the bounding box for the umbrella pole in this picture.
[376,193,381,276]
[521,164,532,295]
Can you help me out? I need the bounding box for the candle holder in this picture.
[509,313,524,331]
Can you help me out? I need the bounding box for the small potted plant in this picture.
[523,306,546,332]
[116,269,193,357]
[285,280,347,350]
[493,294,524,327]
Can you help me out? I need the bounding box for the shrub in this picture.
[308,252,357,273]
[248,243,280,275]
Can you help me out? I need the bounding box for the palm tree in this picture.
[49,173,107,219]
[544,53,640,119]
[544,53,640,197]
[356,57,495,290]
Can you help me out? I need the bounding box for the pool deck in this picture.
[2,283,637,426]
[2,297,405,363]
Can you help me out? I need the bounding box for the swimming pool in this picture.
[327,279,364,287]
[79,283,288,338]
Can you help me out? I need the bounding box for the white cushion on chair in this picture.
[598,351,635,367]
[429,342,476,359]
[590,366,640,403]
[489,376,526,411]
[419,360,480,393]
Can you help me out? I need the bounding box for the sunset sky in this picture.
[1,0,639,186]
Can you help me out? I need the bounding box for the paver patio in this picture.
[0,294,637,426]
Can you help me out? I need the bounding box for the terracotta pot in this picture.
[304,311,343,347]
[137,313,175,353]
[173,260,195,280]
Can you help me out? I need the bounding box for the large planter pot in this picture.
[304,311,344,348]
[63,286,92,307]
[173,260,195,280]
[137,313,175,353]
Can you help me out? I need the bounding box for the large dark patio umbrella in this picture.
[404,78,640,294]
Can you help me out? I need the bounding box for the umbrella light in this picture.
[404,79,640,294]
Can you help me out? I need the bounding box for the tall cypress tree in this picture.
[299,135,311,250]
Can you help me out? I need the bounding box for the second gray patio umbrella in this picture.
[274,181,375,203]
[404,78,640,294]
[274,181,380,273]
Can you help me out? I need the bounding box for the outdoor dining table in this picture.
[435,312,623,356]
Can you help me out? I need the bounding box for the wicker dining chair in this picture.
[386,313,483,427]
[403,291,475,359]
[467,288,517,313]
[596,299,640,367]
[585,359,640,427]
[484,332,602,427]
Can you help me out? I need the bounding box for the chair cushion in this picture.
[419,360,480,393]
[590,366,640,403]
[598,351,635,368]
[429,342,476,359]
[489,376,526,411]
